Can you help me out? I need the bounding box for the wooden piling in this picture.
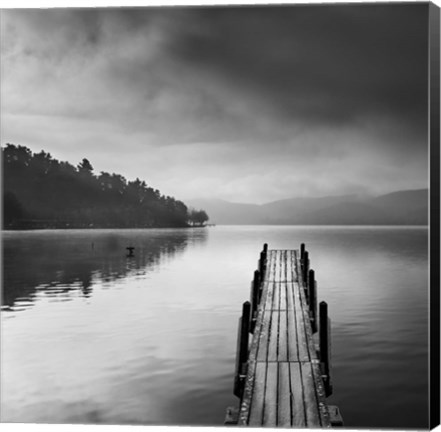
[303,250,309,286]
[300,243,305,261]
[251,271,260,332]
[319,301,332,396]
[308,269,317,333]
[240,301,251,364]
[259,252,265,275]
[234,301,251,398]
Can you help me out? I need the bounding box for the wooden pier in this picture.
[227,244,343,427]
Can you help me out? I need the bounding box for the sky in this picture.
[1,3,430,204]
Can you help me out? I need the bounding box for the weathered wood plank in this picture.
[280,250,288,282]
[310,359,332,427]
[269,250,275,281]
[294,249,304,287]
[287,250,292,281]
[278,362,291,427]
[285,250,292,282]
[300,361,322,427]
[272,281,280,310]
[267,250,277,281]
[274,250,281,281]
[265,281,275,311]
[279,250,286,281]
[286,282,294,311]
[293,281,310,362]
[290,362,307,427]
[291,250,298,282]
[296,255,320,362]
[238,275,273,425]
[257,309,271,362]
[286,282,300,361]
[263,362,278,427]
[287,307,300,362]
[256,280,275,361]
[279,280,287,311]
[267,310,279,362]
[278,310,288,361]
[248,362,267,426]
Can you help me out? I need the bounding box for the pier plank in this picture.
[257,309,271,362]
[270,250,277,281]
[301,361,322,427]
[287,307,299,362]
[279,281,287,311]
[279,250,284,282]
[238,274,272,425]
[264,281,275,313]
[278,362,291,427]
[278,310,288,362]
[311,359,331,425]
[286,250,294,282]
[263,362,278,427]
[296,254,320,361]
[268,310,279,362]
[249,362,267,426]
[280,250,288,282]
[293,281,310,362]
[279,250,285,282]
[272,281,280,310]
[290,362,307,427]
[286,282,294,311]
[276,250,281,280]
[290,250,297,282]
[267,250,277,281]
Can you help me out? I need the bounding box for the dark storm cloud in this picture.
[162,4,428,130]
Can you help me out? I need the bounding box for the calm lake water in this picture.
[1,226,428,428]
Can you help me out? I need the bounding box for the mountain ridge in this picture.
[187,188,428,225]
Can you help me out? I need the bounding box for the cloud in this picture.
[165,5,428,128]
[1,5,429,203]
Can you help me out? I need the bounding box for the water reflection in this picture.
[1,226,429,428]
[2,228,207,310]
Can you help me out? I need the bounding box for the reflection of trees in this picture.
[2,229,207,309]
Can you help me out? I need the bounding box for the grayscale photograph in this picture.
[1,2,439,430]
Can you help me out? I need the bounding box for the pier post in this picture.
[308,269,317,333]
[300,243,305,261]
[303,250,309,286]
[234,301,251,398]
[259,251,266,276]
[319,301,333,396]
[251,270,260,332]
[240,301,251,363]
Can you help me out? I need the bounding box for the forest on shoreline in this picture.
[2,144,208,230]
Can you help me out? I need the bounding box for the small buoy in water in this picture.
[126,246,135,257]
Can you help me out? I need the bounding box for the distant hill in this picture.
[187,189,428,225]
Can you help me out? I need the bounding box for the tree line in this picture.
[2,144,209,229]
